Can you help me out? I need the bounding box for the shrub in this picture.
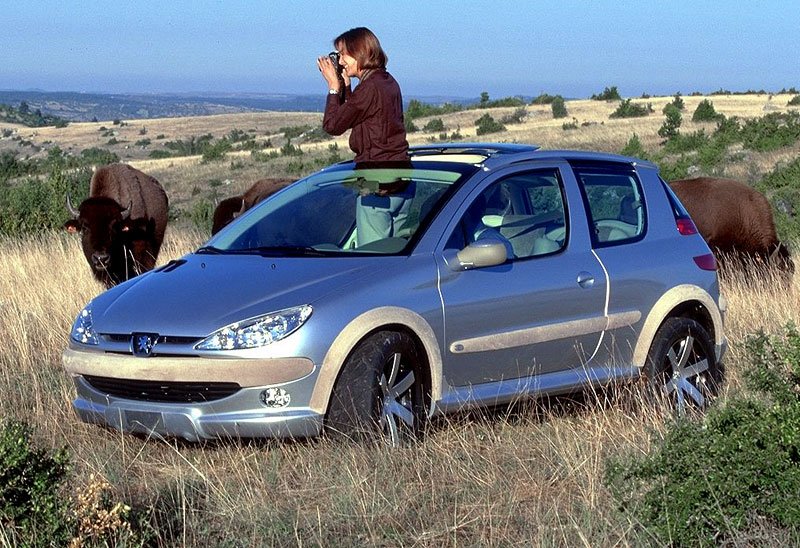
[551,96,568,119]
[667,93,685,111]
[405,99,463,120]
[658,104,682,139]
[757,156,800,241]
[606,323,800,546]
[590,86,621,101]
[788,95,800,106]
[562,119,578,131]
[500,107,527,124]
[423,118,445,132]
[739,111,800,152]
[474,113,506,135]
[149,150,172,159]
[620,133,647,159]
[0,168,91,236]
[0,420,73,545]
[663,129,710,153]
[201,139,232,163]
[692,99,724,122]
[188,198,214,232]
[609,99,653,118]
[531,93,559,105]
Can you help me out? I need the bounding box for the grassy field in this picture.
[1,93,799,544]
[0,228,796,545]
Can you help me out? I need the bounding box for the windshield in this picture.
[203,161,479,256]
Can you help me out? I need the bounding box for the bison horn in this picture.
[66,194,80,217]
[120,200,132,219]
[237,196,246,216]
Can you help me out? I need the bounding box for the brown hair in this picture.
[334,27,387,71]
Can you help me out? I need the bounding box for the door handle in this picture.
[577,271,595,288]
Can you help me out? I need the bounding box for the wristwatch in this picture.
[328,88,339,95]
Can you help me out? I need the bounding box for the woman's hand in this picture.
[317,56,350,90]
[317,56,341,90]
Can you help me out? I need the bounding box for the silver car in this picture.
[63,144,727,445]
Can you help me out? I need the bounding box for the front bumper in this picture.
[64,348,325,442]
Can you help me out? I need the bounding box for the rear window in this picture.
[573,163,646,247]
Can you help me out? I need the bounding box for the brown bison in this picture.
[64,163,169,288]
[211,178,293,235]
[670,176,793,277]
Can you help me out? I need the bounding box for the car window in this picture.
[573,164,646,247]
[447,168,567,260]
[207,163,477,256]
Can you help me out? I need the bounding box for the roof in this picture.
[408,142,657,170]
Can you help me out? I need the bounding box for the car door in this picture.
[436,163,608,387]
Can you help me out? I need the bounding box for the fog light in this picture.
[260,388,291,408]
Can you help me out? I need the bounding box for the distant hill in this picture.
[0,90,478,122]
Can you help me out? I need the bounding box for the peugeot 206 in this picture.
[64,144,726,445]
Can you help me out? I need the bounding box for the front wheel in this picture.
[326,331,427,446]
[644,317,723,414]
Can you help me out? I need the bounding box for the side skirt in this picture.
[434,365,641,414]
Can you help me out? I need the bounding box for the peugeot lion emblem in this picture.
[131,333,158,357]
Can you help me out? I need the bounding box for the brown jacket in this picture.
[323,69,409,163]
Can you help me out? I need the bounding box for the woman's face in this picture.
[336,43,360,78]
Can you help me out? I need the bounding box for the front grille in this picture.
[84,375,241,403]
[104,334,202,345]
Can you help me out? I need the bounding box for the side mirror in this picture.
[450,241,508,270]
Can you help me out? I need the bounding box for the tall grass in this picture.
[0,229,796,545]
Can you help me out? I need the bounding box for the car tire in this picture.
[326,331,427,446]
[644,317,723,414]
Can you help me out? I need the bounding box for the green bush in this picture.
[590,86,622,101]
[663,129,710,153]
[423,118,445,132]
[0,420,73,545]
[620,134,647,159]
[692,99,724,122]
[405,99,463,120]
[787,95,800,106]
[658,104,683,139]
[188,198,214,232]
[610,99,653,118]
[201,139,232,162]
[551,96,568,119]
[739,111,800,152]
[606,323,800,546]
[474,113,506,135]
[757,157,800,241]
[0,168,91,236]
[531,93,559,105]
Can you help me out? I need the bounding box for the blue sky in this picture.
[3,1,798,99]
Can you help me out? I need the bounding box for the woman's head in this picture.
[334,27,387,77]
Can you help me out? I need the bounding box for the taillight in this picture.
[676,217,698,235]
[693,253,717,271]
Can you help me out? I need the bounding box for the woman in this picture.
[317,27,409,163]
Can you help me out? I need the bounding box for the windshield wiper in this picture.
[229,246,329,257]
[196,245,226,254]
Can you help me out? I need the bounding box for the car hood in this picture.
[90,253,384,336]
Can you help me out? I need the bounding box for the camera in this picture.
[328,51,342,73]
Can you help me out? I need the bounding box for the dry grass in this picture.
[0,226,796,545]
[2,94,799,543]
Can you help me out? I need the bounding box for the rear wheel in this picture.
[326,331,427,446]
[644,317,723,414]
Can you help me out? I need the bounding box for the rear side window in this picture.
[573,164,646,247]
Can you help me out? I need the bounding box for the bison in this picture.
[211,178,293,235]
[64,163,169,288]
[670,176,793,279]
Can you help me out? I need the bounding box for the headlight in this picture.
[71,306,99,345]
[195,305,312,351]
